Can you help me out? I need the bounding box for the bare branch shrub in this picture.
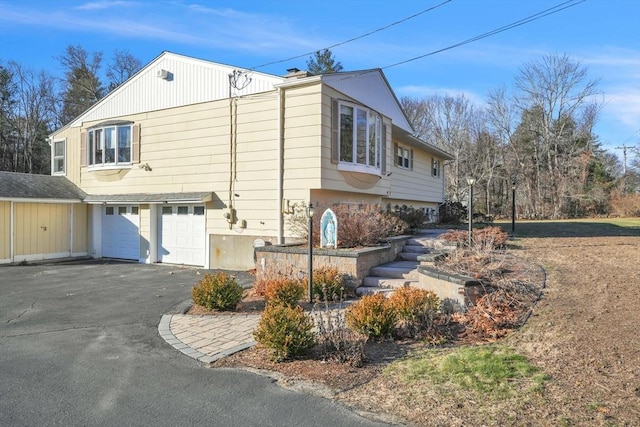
[312,299,367,367]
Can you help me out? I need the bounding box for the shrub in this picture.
[312,298,367,367]
[334,204,408,247]
[474,226,509,249]
[253,304,316,361]
[311,266,345,302]
[439,200,466,224]
[439,226,508,249]
[254,264,298,297]
[263,276,305,307]
[390,204,428,230]
[388,287,440,337]
[346,293,397,340]
[192,273,244,311]
[439,229,468,247]
[609,193,640,217]
[287,203,408,248]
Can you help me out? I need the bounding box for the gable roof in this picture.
[51,51,285,137]
[0,171,86,201]
[321,69,414,133]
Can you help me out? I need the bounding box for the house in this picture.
[1,51,452,269]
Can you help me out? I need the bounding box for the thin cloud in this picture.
[75,1,135,11]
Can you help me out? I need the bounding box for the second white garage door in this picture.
[158,205,205,266]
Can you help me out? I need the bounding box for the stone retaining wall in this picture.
[254,236,410,289]
[417,265,482,311]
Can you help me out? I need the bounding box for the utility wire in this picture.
[383,0,585,70]
[249,0,453,71]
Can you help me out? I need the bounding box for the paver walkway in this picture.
[158,313,260,364]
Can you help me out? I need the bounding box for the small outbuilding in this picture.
[0,171,88,264]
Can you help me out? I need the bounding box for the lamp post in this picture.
[511,182,516,234]
[466,177,476,248]
[306,202,315,304]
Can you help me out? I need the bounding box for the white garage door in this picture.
[158,205,206,266]
[102,205,140,260]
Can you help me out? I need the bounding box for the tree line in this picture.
[402,53,639,219]
[0,46,141,174]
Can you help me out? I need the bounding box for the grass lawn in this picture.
[493,217,640,238]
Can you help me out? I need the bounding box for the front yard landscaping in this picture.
[195,219,640,426]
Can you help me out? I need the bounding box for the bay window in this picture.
[337,101,381,173]
[88,123,132,167]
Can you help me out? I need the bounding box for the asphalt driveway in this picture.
[0,260,391,427]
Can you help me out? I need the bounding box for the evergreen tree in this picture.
[306,49,343,75]
[58,45,105,125]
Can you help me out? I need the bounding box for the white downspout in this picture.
[277,86,285,244]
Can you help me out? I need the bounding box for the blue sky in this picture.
[1,0,639,156]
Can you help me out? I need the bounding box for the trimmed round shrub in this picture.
[312,266,345,302]
[263,277,305,307]
[388,287,440,336]
[253,304,316,361]
[192,273,244,311]
[346,293,397,340]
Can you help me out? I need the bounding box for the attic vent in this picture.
[157,69,171,80]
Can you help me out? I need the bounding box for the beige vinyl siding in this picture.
[0,201,10,260]
[389,146,445,203]
[318,86,391,197]
[282,84,323,199]
[72,203,88,254]
[14,203,70,257]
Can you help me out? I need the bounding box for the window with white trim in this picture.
[88,124,132,167]
[338,101,381,173]
[52,139,65,174]
[432,158,441,178]
[395,144,413,170]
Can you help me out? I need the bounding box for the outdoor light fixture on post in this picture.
[306,202,315,304]
[511,182,517,234]
[466,177,476,248]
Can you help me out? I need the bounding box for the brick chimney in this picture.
[284,68,311,79]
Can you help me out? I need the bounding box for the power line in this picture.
[249,0,453,71]
[382,0,585,70]
[319,0,586,85]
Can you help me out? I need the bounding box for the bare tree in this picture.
[514,53,600,218]
[1,61,58,174]
[106,50,142,91]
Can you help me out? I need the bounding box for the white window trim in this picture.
[338,101,382,175]
[396,144,413,170]
[87,124,133,169]
[432,158,441,178]
[52,139,66,175]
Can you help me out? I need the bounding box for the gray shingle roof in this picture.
[82,192,213,203]
[0,171,86,201]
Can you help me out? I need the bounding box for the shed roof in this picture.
[0,171,86,201]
